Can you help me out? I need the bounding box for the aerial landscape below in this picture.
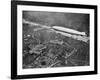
[22,11,90,69]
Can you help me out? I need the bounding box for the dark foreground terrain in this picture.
[23,22,89,69]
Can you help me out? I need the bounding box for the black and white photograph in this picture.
[11,1,97,79]
[22,11,90,69]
